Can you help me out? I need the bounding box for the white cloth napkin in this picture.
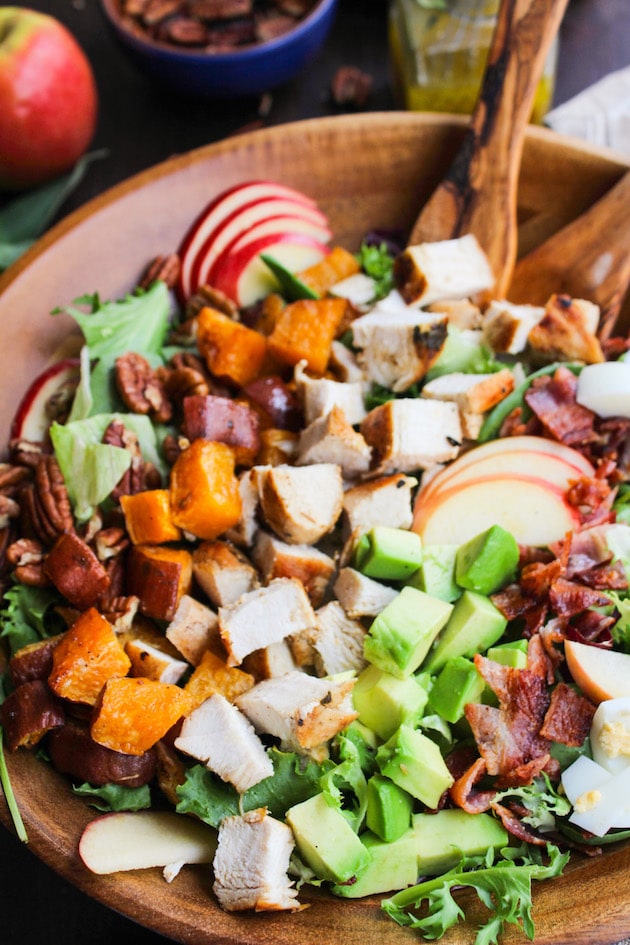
[545,66,630,156]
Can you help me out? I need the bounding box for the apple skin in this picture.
[0,8,98,190]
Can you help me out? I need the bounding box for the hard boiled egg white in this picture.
[591,697,630,774]
[576,361,630,418]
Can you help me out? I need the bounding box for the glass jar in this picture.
[389,0,557,123]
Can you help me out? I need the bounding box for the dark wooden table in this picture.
[2,1,630,943]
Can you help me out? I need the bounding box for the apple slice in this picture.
[10,358,80,442]
[565,640,630,704]
[190,198,330,292]
[78,810,217,875]
[177,180,319,300]
[412,473,581,547]
[211,232,329,307]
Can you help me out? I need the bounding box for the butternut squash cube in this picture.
[196,306,267,388]
[267,298,347,375]
[169,439,242,541]
[91,676,193,755]
[48,607,131,706]
[297,246,361,295]
[184,649,255,710]
[127,545,193,621]
[120,490,182,545]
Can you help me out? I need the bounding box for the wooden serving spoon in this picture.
[508,169,630,341]
[408,0,569,300]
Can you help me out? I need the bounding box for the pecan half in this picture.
[103,420,146,498]
[115,352,173,424]
[185,284,239,320]
[138,253,181,290]
[6,538,49,587]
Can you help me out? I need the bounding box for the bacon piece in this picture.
[491,800,547,845]
[540,681,595,746]
[566,475,613,512]
[549,577,612,617]
[449,757,494,814]
[566,611,614,646]
[520,558,564,598]
[491,584,539,621]
[526,633,554,683]
[524,367,597,447]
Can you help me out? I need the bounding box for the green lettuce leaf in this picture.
[0,583,64,657]
[72,781,152,812]
[357,241,395,301]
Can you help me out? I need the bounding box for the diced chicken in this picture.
[329,271,377,309]
[569,298,600,335]
[351,308,448,392]
[285,627,318,670]
[213,808,299,912]
[125,639,189,685]
[174,694,273,793]
[257,429,299,466]
[296,406,371,479]
[342,473,418,535]
[329,339,366,384]
[243,640,298,680]
[251,529,335,608]
[527,293,605,364]
[333,567,398,618]
[294,359,367,425]
[482,299,546,354]
[360,398,462,475]
[393,234,494,306]
[225,468,262,548]
[421,368,515,416]
[312,601,367,676]
[192,540,259,608]
[459,411,485,441]
[426,297,483,330]
[165,595,221,666]
[256,463,344,545]
[236,670,357,756]
[219,577,316,666]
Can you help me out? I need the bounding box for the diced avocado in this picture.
[366,774,414,842]
[376,724,453,808]
[338,719,379,774]
[422,590,507,674]
[286,793,369,883]
[331,828,418,898]
[455,524,519,595]
[364,586,454,678]
[354,526,424,581]
[413,809,509,875]
[353,664,428,740]
[406,543,461,603]
[487,638,529,668]
[427,656,485,723]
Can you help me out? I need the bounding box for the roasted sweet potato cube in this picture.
[120,490,182,545]
[126,545,193,621]
[9,634,64,687]
[1,680,65,750]
[48,719,157,787]
[196,306,267,388]
[48,607,131,705]
[91,675,193,755]
[182,394,261,466]
[169,439,242,541]
[43,532,110,610]
[297,246,361,295]
[267,297,347,375]
[184,648,255,709]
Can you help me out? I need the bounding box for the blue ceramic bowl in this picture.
[100,0,338,98]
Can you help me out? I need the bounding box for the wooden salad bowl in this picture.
[1,112,630,945]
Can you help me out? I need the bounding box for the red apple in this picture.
[10,357,80,442]
[564,640,630,704]
[0,8,98,190]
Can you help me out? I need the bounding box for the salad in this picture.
[2,178,630,945]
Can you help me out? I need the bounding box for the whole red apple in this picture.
[0,7,98,190]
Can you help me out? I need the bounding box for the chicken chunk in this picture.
[243,640,298,680]
[351,308,447,392]
[333,567,398,618]
[360,398,462,475]
[393,234,494,306]
[527,293,605,364]
[482,300,545,354]
[165,595,222,666]
[342,473,418,536]
[192,540,259,608]
[256,463,344,545]
[251,530,335,608]
[174,694,272,793]
[294,359,367,425]
[296,406,371,480]
[312,601,367,676]
[213,808,299,912]
[219,578,316,666]
[236,670,357,756]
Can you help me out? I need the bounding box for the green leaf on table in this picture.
[0,150,108,271]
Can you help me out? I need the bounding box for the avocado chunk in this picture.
[413,809,509,875]
[364,586,454,678]
[286,792,369,883]
[354,526,424,581]
[487,638,528,669]
[376,724,454,808]
[331,828,418,898]
[352,664,428,740]
[422,589,507,674]
[455,524,519,595]
[427,656,485,723]
[366,774,414,842]
[406,543,461,603]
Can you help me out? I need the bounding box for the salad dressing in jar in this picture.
[389,0,557,121]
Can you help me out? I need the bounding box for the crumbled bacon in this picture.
[526,633,554,683]
[524,367,597,447]
[490,800,548,845]
[565,611,615,646]
[548,577,612,617]
[539,681,595,746]
[449,757,494,814]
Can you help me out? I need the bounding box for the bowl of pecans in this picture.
[99,0,338,97]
